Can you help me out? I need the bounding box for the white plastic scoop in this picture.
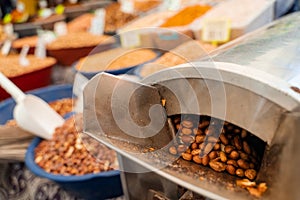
[0,72,64,139]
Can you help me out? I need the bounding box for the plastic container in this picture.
[0,64,55,101]
[25,138,122,200]
[0,84,73,124]
[0,84,123,199]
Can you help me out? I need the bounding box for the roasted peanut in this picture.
[168,146,177,155]
[219,133,229,145]
[195,128,203,135]
[208,151,218,160]
[199,143,205,150]
[205,128,215,135]
[195,135,205,143]
[226,125,234,131]
[234,128,241,134]
[243,141,251,154]
[193,128,198,135]
[193,155,202,164]
[236,169,244,177]
[213,143,221,150]
[191,142,198,150]
[180,135,194,144]
[177,144,187,153]
[207,136,218,143]
[239,152,249,161]
[226,165,236,175]
[203,143,214,156]
[237,159,250,170]
[182,120,194,128]
[224,145,235,154]
[199,121,209,129]
[174,117,180,124]
[249,163,255,169]
[234,136,242,150]
[245,169,257,180]
[202,155,210,166]
[182,153,192,161]
[176,124,181,130]
[191,149,201,156]
[181,128,192,135]
[209,160,226,172]
[241,129,247,138]
[220,151,227,163]
[229,150,239,160]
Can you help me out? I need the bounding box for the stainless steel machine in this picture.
[83,12,300,200]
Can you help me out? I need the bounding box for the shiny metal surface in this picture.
[202,12,300,88]
[83,13,300,200]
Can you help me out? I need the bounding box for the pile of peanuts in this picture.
[48,98,73,116]
[35,114,117,175]
[168,115,264,180]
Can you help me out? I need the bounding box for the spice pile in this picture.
[12,35,38,49]
[35,114,118,175]
[0,54,56,78]
[160,5,211,27]
[46,32,113,50]
[139,40,216,77]
[168,115,265,181]
[75,48,157,72]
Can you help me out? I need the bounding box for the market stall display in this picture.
[1,1,299,199]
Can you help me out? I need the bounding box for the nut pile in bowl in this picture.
[168,115,265,181]
[46,32,114,50]
[34,114,118,175]
[75,47,157,72]
[12,35,38,50]
[0,54,56,78]
[139,40,217,77]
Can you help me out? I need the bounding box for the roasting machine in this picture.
[83,12,300,200]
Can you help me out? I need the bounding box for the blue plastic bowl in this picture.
[73,50,161,80]
[0,85,122,200]
[25,138,122,200]
[0,84,73,124]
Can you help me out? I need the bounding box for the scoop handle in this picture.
[0,72,25,103]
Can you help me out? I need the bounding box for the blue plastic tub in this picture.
[0,84,73,124]
[0,84,122,200]
[25,138,122,200]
